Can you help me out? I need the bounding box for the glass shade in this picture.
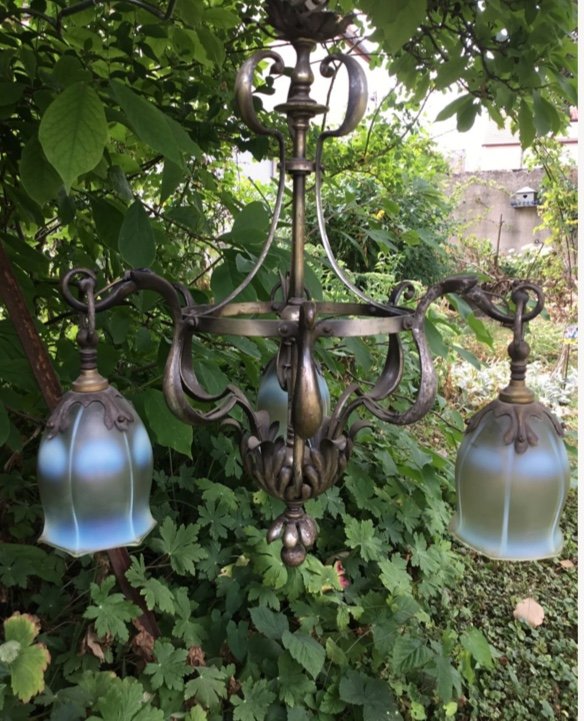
[257,357,330,438]
[37,391,156,556]
[450,403,570,560]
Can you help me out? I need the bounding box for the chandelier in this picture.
[37,0,569,568]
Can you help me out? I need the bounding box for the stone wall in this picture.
[447,168,549,253]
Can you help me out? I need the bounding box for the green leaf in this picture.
[4,613,40,647]
[160,160,185,203]
[118,201,156,267]
[452,345,481,370]
[83,576,140,643]
[153,517,207,575]
[39,82,108,193]
[533,92,559,136]
[91,196,125,250]
[172,587,207,646]
[378,555,412,596]
[424,318,449,358]
[281,630,325,680]
[229,201,270,249]
[3,614,50,704]
[381,0,426,53]
[0,544,65,588]
[93,676,165,721]
[325,637,348,666]
[0,402,9,446]
[144,640,189,691]
[110,80,198,168]
[339,670,401,721]
[518,99,536,148]
[19,136,63,205]
[461,628,494,669]
[457,98,479,132]
[392,635,433,673]
[250,606,289,641]
[466,313,493,347]
[142,388,193,457]
[9,642,51,703]
[277,653,316,706]
[232,678,276,721]
[345,518,383,561]
[185,666,231,709]
[432,655,462,702]
[435,94,474,122]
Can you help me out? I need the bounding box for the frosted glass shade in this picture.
[450,402,570,560]
[37,391,156,556]
[257,357,330,437]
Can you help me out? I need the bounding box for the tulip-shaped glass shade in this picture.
[37,387,156,556]
[450,400,569,560]
[257,356,330,438]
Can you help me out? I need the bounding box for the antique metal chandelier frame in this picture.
[39,0,568,567]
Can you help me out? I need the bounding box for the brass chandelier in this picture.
[37,0,570,567]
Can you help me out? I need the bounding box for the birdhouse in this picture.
[510,186,538,208]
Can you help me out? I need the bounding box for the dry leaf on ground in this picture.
[513,597,545,627]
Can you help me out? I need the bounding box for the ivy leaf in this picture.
[118,201,156,268]
[2,614,51,704]
[152,517,207,575]
[83,576,140,643]
[144,640,189,691]
[281,631,325,680]
[249,606,289,641]
[232,678,276,721]
[39,82,108,193]
[185,665,232,710]
[345,518,384,561]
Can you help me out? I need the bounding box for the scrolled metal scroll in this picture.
[318,53,368,140]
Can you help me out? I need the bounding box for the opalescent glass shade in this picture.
[450,405,569,560]
[37,394,156,556]
[257,358,330,437]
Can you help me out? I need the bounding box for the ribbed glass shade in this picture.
[37,392,156,556]
[257,358,330,437]
[450,404,569,560]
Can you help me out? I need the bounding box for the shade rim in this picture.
[38,517,157,558]
[450,527,564,562]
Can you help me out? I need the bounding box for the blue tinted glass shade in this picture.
[37,395,156,556]
[450,406,570,560]
[257,358,330,437]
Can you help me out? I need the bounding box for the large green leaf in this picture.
[118,201,156,267]
[3,614,51,704]
[281,631,325,680]
[110,80,199,168]
[19,136,62,205]
[142,388,193,457]
[249,606,289,641]
[39,82,108,193]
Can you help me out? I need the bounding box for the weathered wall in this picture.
[447,169,549,253]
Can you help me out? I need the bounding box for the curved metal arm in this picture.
[192,51,288,317]
[318,53,368,140]
[313,56,397,311]
[461,280,544,325]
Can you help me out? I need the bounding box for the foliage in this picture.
[309,115,455,284]
[344,0,577,147]
[0,1,578,720]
